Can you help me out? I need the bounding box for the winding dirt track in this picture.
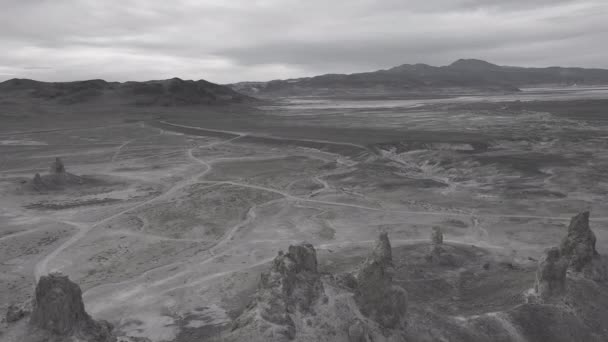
[166,121,608,222]
[33,130,246,281]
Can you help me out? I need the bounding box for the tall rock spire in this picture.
[560,212,598,272]
[29,273,115,341]
[355,232,407,328]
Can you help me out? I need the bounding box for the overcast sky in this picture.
[1,0,606,83]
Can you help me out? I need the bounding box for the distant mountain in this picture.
[229,59,608,97]
[0,77,254,106]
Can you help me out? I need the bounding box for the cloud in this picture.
[0,0,605,83]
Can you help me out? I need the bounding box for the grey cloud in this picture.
[0,0,605,83]
[352,0,580,14]
[217,2,608,76]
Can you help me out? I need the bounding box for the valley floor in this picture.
[1,90,608,341]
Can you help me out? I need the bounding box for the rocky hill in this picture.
[229,59,608,97]
[0,77,254,106]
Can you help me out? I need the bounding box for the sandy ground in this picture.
[1,89,608,341]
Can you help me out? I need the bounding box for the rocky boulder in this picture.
[28,273,115,341]
[560,212,598,272]
[231,243,324,341]
[534,247,568,301]
[355,232,407,329]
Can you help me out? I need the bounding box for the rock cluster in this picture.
[355,232,407,329]
[29,273,115,342]
[32,157,83,191]
[232,243,324,341]
[534,247,568,301]
[559,211,598,272]
[531,212,605,301]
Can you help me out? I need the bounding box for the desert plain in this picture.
[2,86,608,341]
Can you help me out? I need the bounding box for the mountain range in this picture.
[0,77,253,106]
[228,59,608,97]
[2,59,608,104]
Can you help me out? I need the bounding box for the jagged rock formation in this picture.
[355,232,407,329]
[231,243,324,341]
[32,157,83,191]
[527,212,606,303]
[559,212,598,272]
[226,220,607,341]
[534,247,568,301]
[28,273,115,342]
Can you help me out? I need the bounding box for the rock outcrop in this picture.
[231,243,324,341]
[28,273,115,341]
[527,212,606,303]
[32,157,83,191]
[534,247,568,301]
[559,212,598,272]
[355,232,407,329]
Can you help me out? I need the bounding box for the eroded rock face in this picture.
[355,232,407,329]
[560,212,598,272]
[29,273,115,341]
[232,243,324,341]
[270,244,323,313]
[535,247,568,301]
